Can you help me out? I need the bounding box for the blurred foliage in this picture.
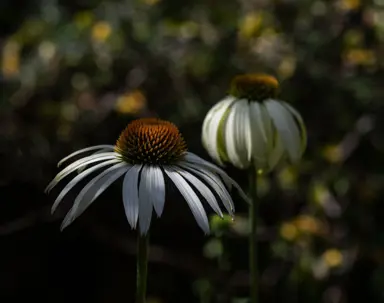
[1,0,384,302]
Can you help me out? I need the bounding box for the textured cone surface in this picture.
[115,118,187,165]
[229,74,279,101]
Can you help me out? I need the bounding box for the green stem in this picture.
[249,167,258,303]
[136,232,149,303]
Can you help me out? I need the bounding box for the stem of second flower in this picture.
[249,167,258,303]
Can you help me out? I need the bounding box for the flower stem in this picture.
[249,167,258,303]
[136,232,149,303]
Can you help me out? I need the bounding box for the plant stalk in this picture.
[136,232,149,303]
[249,167,258,303]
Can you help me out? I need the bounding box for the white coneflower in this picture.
[46,118,248,235]
[202,74,307,172]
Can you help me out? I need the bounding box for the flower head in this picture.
[202,73,306,171]
[229,74,279,101]
[46,118,248,235]
[114,118,187,165]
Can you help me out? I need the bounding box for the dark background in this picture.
[1,0,384,302]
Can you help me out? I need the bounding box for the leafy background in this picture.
[1,0,384,302]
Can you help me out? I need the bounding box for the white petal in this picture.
[183,152,231,188]
[51,159,120,214]
[281,101,307,155]
[77,148,113,174]
[58,145,115,167]
[178,162,234,215]
[224,100,252,169]
[174,166,223,218]
[183,152,250,204]
[249,102,270,167]
[142,166,165,217]
[138,165,165,234]
[45,152,119,193]
[265,99,301,162]
[60,162,129,230]
[164,167,210,234]
[268,130,285,170]
[202,97,236,165]
[122,165,142,229]
[260,104,274,154]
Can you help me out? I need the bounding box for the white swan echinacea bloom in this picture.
[202,74,307,171]
[46,118,248,235]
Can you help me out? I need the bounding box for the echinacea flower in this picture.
[46,118,248,235]
[202,73,307,172]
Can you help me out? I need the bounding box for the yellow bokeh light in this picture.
[74,11,94,30]
[2,40,20,78]
[278,56,297,79]
[238,12,263,40]
[294,215,320,234]
[323,249,343,268]
[312,182,331,208]
[92,21,112,43]
[323,145,343,163]
[115,90,147,115]
[339,0,360,11]
[280,223,298,241]
[344,49,376,66]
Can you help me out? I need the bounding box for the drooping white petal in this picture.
[51,159,120,214]
[122,164,142,229]
[260,103,274,155]
[60,162,129,230]
[184,152,231,188]
[141,166,165,218]
[183,152,250,204]
[249,102,268,166]
[268,130,285,170]
[45,152,119,193]
[178,162,234,216]
[164,167,210,234]
[138,165,165,234]
[265,99,301,162]
[281,101,307,155]
[224,100,252,169]
[174,166,223,218]
[77,148,113,174]
[202,97,236,165]
[58,145,115,167]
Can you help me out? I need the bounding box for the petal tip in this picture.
[140,229,149,236]
[60,221,69,231]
